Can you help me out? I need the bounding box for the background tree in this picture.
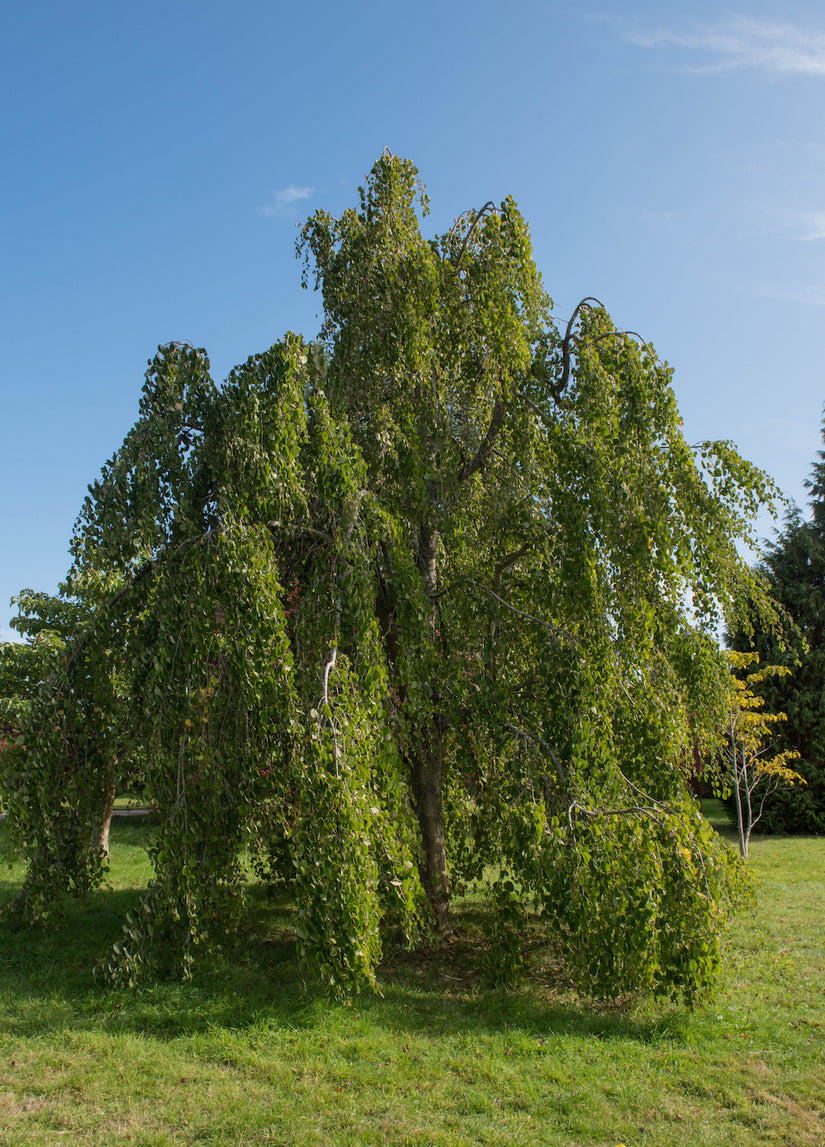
[0,571,139,920]
[1,155,781,1003]
[729,416,825,833]
[717,651,802,858]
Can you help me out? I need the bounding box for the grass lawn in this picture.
[0,802,822,1146]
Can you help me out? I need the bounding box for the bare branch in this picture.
[504,721,567,784]
[454,397,506,485]
[453,202,498,270]
[468,579,577,648]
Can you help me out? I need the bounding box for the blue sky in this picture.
[2,1,825,639]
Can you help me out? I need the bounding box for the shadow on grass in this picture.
[700,797,740,846]
[0,823,692,1050]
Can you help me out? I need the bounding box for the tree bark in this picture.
[412,515,451,930]
[731,742,748,860]
[410,714,451,931]
[94,768,117,857]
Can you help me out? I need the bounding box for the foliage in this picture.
[0,571,140,901]
[0,154,783,1004]
[728,415,825,833]
[714,651,803,858]
[743,755,825,834]
[0,588,89,732]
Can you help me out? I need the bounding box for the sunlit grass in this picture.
[0,810,822,1145]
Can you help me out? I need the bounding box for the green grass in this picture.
[0,807,822,1146]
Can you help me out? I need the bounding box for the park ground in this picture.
[0,801,822,1146]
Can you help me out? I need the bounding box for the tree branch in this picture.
[453,397,506,485]
[567,800,659,831]
[592,329,655,358]
[268,520,335,545]
[504,721,567,785]
[494,545,531,583]
[555,297,603,399]
[453,202,498,270]
[468,579,577,648]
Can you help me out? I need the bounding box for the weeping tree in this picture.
[1,154,780,1002]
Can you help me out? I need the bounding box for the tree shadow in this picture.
[0,893,690,1048]
[0,821,692,1049]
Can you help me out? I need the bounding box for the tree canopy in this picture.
[0,154,780,1003]
[716,651,802,859]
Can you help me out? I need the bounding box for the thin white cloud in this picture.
[796,210,825,240]
[753,281,825,307]
[629,16,825,76]
[257,185,314,218]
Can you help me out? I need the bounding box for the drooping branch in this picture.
[567,800,660,831]
[64,526,222,675]
[314,490,368,777]
[453,202,498,270]
[554,297,604,400]
[504,720,567,785]
[63,564,155,676]
[525,300,655,418]
[592,329,655,358]
[468,578,577,649]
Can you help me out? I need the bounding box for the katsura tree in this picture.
[718,651,803,858]
[1,154,781,1003]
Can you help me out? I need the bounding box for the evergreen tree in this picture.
[731,416,825,832]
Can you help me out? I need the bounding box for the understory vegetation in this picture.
[0,805,822,1147]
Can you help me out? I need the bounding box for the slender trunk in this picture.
[731,741,748,860]
[742,756,753,860]
[95,768,117,857]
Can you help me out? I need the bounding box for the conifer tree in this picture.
[730,416,825,832]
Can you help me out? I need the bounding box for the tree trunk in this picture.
[94,769,117,857]
[411,714,451,931]
[411,513,451,930]
[731,743,748,860]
